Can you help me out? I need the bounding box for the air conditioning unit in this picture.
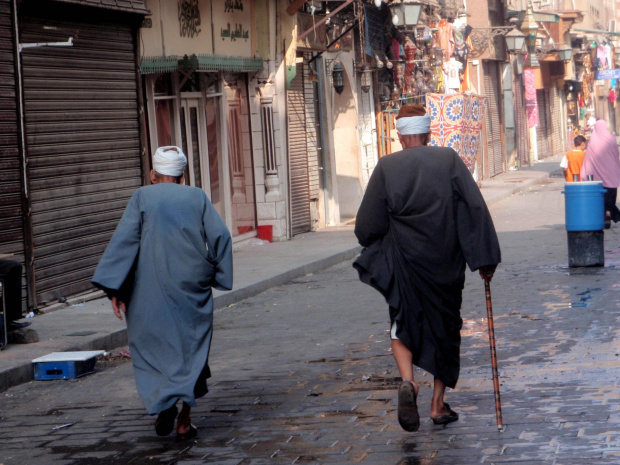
[610,19,617,33]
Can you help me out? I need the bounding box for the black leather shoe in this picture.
[8,321,31,331]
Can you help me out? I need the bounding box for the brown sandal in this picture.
[431,403,459,425]
[397,381,420,432]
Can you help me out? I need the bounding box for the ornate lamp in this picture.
[521,3,539,67]
[558,45,573,62]
[504,28,526,53]
[332,62,345,94]
[360,65,371,93]
[389,1,422,27]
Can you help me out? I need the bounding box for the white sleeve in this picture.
[560,155,568,169]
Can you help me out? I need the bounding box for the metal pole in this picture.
[485,278,504,431]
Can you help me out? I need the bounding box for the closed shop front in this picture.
[549,84,563,155]
[287,59,312,235]
[18,0,147,306]
[483,60,504,177]
[536,89,552,159]
[513,72,529,166]
[0,0,27,309]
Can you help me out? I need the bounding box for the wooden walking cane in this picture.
[485,277,504,431]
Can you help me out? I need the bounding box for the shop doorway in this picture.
[179,97,224,220]
[180,98,207,191]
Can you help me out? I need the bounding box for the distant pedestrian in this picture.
[580,120,620,229]
[92,147,233,440]
[353,104,501,432]
[560,135,587,182]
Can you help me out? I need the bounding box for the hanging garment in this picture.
[443,58,462,90]
[437,19,454,61]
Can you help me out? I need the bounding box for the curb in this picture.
[481,172,555,207]
[213,246,362,310]
[0,246,362,392]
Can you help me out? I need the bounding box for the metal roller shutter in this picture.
[303,54,320,213]
[19,8,143,305]
[0,0,23,257]
[0,0,27,313]
[287,61,312,236]
[550,85,563,156]
[483,61,504,177]
[536,89,552,159]
[514,73,529,166]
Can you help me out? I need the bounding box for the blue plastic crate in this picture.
[32,351,105,380]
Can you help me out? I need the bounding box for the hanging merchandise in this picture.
[395,61,405,92]
[597,43,607,69]
[524,68,538,127]
[415,70,425,90]
[403,37,416,94]
[437,18,454,61]
[582,53,593,106]
[443,57,462,91]
[605,43,612,70]
[427,93,488,173]
[453,23,471,91]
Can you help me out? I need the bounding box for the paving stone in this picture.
[2,181,620,463]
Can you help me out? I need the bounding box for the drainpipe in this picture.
[315,57,330,226]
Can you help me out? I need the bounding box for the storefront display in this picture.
[427,93,487,173]
[366,3,485,166]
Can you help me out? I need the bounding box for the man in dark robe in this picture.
[353,105,500,432]
[92,146,233,440]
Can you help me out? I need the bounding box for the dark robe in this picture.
[92,183,233,414]
[353,146,500,388]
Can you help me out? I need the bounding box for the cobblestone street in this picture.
[1,177,620,464]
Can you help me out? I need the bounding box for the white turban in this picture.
[153,146,187,177]
[395,115,431,135]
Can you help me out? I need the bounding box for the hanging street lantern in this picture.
[332,62,345,94]
[558,45,573,62]
[504,27,526,54]
[360,65,371,93]
[520,4,539,68]
[389,1,422,28]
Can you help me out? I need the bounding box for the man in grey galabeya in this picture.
[93,146,233,440]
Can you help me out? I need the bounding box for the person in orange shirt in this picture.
[560,135,587,182]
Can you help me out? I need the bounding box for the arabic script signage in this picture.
[594,69,620,80]
[213,0,251,57]
[140,0,213,57]
[178,0,201,38]
[220,23,249,41]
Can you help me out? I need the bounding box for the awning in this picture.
[507,9,559,23]
[196,55,263,72]
[140,56,179,74]
[140,55,264,74]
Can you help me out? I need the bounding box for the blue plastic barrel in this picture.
[562,181,606,231]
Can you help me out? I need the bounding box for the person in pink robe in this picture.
[580,120,620,228]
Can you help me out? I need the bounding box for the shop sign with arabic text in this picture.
[594,69,620,80]
[213,0,251,57]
